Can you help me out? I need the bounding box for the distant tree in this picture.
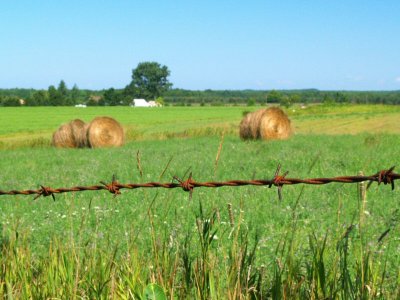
[119,93,132,106]
[98,96,106,106]
[103,88,117,106]
[69,84,80,105]
[280,96,291,108]
[0,95,20,106]
[334,92,349,103]
[123,82,137,99]
[57,80,68,105]
[267,90,283,103]
[29,90,49,106]
[322,94,335,105]
[280,94,300,108]
[247,98,256,106]
[48,85,62,106]
[290,94,300,105]
[260,93,268,104]
[126,62,172,100]
[58,80,68,96]
[102,88,128,106]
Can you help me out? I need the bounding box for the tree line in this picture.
[0,82,101,106]
[163,89,400,106]
[1,61,400,106]
[0,62,171,107]
[2,87,400,107]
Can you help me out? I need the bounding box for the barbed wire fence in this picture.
[0,164,398,201]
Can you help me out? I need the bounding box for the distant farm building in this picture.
[131,99,162,107]
[132,99,149,107]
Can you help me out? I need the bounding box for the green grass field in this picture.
[1,104,400,149]
[0,105,400,298]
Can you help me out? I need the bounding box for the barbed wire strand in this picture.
[0,165,398,201]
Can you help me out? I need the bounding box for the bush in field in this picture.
[28,90,49,106]
[0,95,20,106]
[247,98,256,106]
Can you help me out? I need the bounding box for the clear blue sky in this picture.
[1,1,400,91]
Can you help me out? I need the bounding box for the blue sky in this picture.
[1,1,400,91]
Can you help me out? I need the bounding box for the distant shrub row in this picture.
[2,88,400,107]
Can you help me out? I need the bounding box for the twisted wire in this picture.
[0,165,398,201]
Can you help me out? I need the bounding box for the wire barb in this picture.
[368,166,396,190]
[34,185,55,201]
[378,166,395,190]
[269,164,289,201]
[100,175,121,198]
[174,172,195,200]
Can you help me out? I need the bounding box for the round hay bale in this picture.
[52,123,76,148]
[69,119,88,148]
[239,111,254,140]
[239,109,266,140]
[87,116,124,148]
[259,107,292,140]
[250,109,268,139]
[239,107,292,140]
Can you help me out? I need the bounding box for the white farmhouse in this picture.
[132,99,162,107]
[132,99,150,107]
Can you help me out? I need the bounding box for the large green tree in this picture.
[103,88,119,106]
[57,80,68,105]
[126,62,172,100]
[48,85,62,106]
[69,84,80,105]
[29,90,49,106]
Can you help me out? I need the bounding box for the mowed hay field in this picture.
[1,105,400,298]
[1,104,400,148]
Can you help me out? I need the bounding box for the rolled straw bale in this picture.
[52,123,76,148]
[87,116,124,148]
[239,107,292,140]
[239,111,254,139]
[259,107,292,140]
[69,119,88,148]
[239,109,265,139]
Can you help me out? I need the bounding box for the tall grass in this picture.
[0,193,398,298]
[1,133,400,298]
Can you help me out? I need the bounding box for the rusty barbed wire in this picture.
[0,164,399,201]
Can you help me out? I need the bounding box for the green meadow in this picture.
[0,105,400,298]
[1,104,400,148]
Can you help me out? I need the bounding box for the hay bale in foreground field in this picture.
[87,116,124,148]
[52,119,88,148]
[239,109,266,139]
[239,107,292,140]
[239,111,253,140]
[52,123,76,148]
[69,119,88,148]
[259,107,293,140]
